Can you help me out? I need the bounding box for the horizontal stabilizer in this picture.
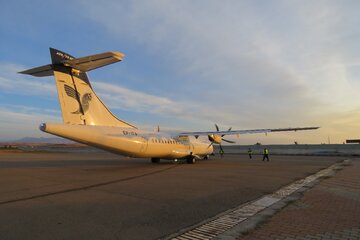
[18,64,53,77]
[19,48,125,77]
[63,52,124,72]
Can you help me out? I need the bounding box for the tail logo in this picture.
[64,84,92,114]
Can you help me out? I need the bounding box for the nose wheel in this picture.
[186,157,196,164]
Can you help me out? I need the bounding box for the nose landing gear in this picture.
[186,152,196,164]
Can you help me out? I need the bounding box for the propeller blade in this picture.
[222,138,236,143]
[222,126,232,137]
[215,123,219,132]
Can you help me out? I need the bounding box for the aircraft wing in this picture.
[178,127,319,137]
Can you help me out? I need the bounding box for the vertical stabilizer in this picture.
[19,48,136,128]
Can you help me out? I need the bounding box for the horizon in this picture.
[0,136,355,146]
[1,1,360,144]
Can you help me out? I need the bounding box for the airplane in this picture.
[19,48,319,164]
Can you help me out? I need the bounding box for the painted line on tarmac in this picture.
[0,165,178,205]
[167,160,349,240]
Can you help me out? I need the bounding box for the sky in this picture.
[0,0,360,144]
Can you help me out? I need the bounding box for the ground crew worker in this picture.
[248,148,253,159]
[219,149,224,158]
[262,148,269,161]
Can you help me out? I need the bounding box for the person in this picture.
[248,148,253,159]
[219,149,224,158]
[262,148,269,161]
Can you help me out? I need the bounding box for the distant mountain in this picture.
[10,137,74,144]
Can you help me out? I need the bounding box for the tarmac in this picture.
[0,150,357,240]
[236,158,360,240]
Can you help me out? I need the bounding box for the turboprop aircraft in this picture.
[19,48,319,164]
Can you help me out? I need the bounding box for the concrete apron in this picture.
[164,159,351,240]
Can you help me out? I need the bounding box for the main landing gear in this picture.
[150,157,196,164]
[151,158,160,163]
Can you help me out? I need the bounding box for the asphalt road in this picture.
[0,151,345,240]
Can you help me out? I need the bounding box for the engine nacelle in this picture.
[208,134,222,144]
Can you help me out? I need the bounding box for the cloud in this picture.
[2,1,360,143]
[74,1,360,141]
[92,80,258,127]
[0,105,61,141]
[0,63,60,140]
[0,63,56,97]
[75,2,320,113]
[93,81,185,115]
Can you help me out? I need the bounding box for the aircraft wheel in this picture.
[203,155,209,160]
[186,157,196,164]
[151,158,160,163]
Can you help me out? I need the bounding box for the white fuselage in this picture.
[41,123,213,159]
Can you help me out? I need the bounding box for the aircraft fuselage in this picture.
[41,123,213,159]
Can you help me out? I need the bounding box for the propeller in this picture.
[207,124,236,153]
[217,124,236,143]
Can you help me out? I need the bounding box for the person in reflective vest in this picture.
[219,149,224,158]
[262,148,269,161]
[248,148,253,159]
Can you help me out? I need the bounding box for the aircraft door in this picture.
[139,137,148,153]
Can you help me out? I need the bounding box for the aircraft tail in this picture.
[19,48,136,128]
